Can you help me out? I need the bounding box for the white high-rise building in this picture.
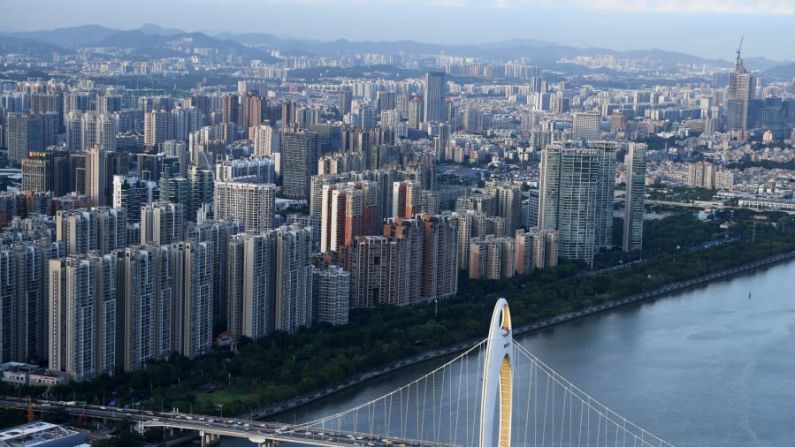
[281,130,319,199]
[113,176,157,222]
[486,181,523,234]
[80,112,117,151]
[188,219,244,331]
[623,143,647,253]
[172,107,201,142]
[227,232,276,339]
[254,123,278,157]
[65,111,82,151]
[49,254,117,381]
[213,181,276,233]
[539,146,600,266]
[450,211,474,271]
[169,241,213,358]
[380,110,401,132]
[423,72,446,123]
[312,266,350,326]
[533,228,558,270]
[0,240,55,364]
[85,148,107,207]
[589,141,618,250]
[468,235,515,280]
[162,140,189,177]
[215,157,275,184]
[141,202,185,246]
[419,214,458,301]
[572,113,600,141]
[727,46,753,130]
[95,207,127,254]
[118,246,157,372]
[56,209,98,255]
[144,110,173,149]
[56,207,125,255]
[274,225,313,334]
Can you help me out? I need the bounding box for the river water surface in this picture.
[224,260,795,446]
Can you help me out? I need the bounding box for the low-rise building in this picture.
[0,422,85,447]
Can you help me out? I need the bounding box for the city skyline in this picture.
[1,1,794,60]
[2,1,795,443]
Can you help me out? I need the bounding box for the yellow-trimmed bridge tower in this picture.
[479,298,513,447]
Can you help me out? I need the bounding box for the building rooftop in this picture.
[0,422,84,447]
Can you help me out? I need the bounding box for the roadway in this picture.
[0,397,451,447]
[621,197,795,215]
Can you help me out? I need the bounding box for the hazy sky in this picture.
[1,0,793,60]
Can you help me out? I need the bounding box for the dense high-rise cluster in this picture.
[0,59,653,384]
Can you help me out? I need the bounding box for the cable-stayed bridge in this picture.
[275,299,674,447]
[7,299,676,447]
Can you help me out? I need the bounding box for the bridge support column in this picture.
[249,437,275,447]
[199,431,220,447]
[479,298,513,447]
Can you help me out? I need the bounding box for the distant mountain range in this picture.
[2,24,280,63]
[762,63,795,81]
[213,31,741,69]
[0,34,63,55]
[3,24,795,80]
[9,24,121,47]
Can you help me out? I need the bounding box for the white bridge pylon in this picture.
[480,298,513,447]
[292,298,676,447]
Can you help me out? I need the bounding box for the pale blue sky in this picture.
[1,0,793,60]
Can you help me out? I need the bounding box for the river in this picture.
[223,259,795,446]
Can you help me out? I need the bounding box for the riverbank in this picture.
[248,248,795,420]
[39,210,788,417]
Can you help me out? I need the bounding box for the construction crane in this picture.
[735,35,744,67]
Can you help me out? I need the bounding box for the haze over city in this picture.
[1,0,794,59]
